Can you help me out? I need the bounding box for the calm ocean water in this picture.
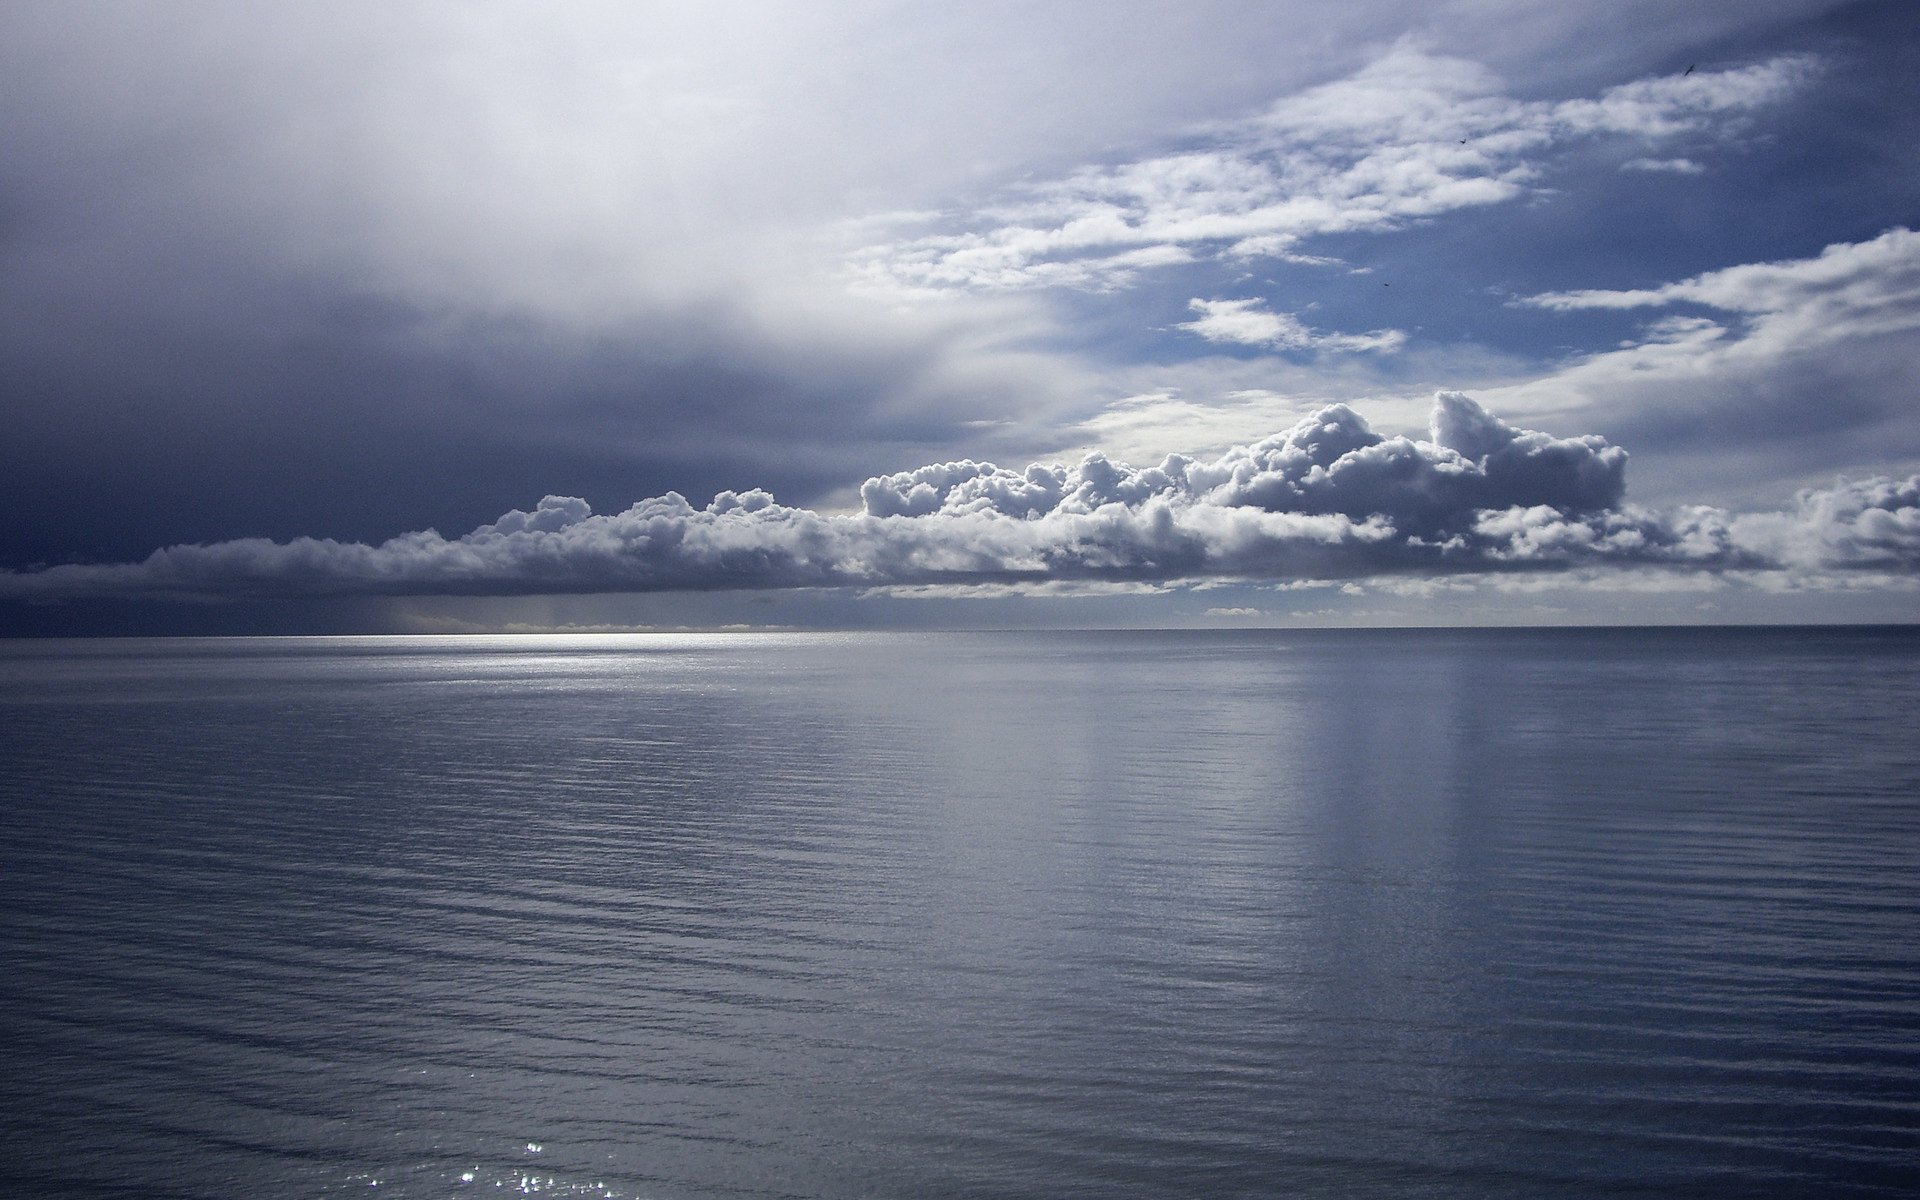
[2,628,1917,1199]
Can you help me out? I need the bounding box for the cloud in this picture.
[0,2,1877,586]
[1621,156,1706,174]
[1722,475,1920,570]
[1548,53,1815,136]
[1522,226,1920,338]
[5,393,1913,605]
[13,2,1497,567]
[1179,298,1407,353]
[1488,227,1920,491]
[853,48,1813,295]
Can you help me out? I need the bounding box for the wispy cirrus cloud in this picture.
[1493,227,1920,476]
[1179,297,1407,354]
[1522,226,1920,339]
[1620,156,1706,174]
[4,394,1912,605]
[851,47,1815,296]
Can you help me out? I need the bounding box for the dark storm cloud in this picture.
[0,248,1066,566]
[0,2,1095,566]
[5,394,1913,603]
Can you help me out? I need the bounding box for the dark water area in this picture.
[2,627,1917,1198]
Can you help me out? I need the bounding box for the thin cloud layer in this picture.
[1524,226,1920,343]
[5,394,1913,604]
[853,48,1814,295]
[1179,298,1407,354]
[1487,227,1920,483]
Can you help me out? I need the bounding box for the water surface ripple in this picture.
[2,629,1917,1197]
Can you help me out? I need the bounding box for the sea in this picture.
[2,627,1917,1199]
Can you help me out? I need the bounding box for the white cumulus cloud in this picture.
[4,393,1915,604]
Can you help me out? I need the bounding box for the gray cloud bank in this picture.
[4,394,1914,603]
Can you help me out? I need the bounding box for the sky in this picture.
[2,0,1917,634]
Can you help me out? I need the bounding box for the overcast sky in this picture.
[3,0,1916,633]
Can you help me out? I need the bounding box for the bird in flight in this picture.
[1684,64,1695,76]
